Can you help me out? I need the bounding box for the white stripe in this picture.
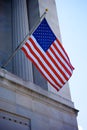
[30,35,66,84]
[26,38,63,86]
[23,44,60,90]
[55,40,69,63]
[51,44,72,74]
[47,49,67,82]
[47,49,70,79]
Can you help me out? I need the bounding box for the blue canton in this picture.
[33,18,56,52]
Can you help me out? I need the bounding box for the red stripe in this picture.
[21,47,59,91]
[46,50,68,81]
[25,41,62,88]
[50,45,72,76]
[29,37,65,85]
[53,41,73,71]
[56,39,74,70]
[56,38,70,62]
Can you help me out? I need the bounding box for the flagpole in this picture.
[1,9,48,68]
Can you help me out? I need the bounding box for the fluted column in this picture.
[27,0,48,90]
[12,0,33,81]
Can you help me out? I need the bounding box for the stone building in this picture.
[0,0,78,130]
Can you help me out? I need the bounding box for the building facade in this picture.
[0,0,78,130]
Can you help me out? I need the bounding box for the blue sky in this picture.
[55,0,87,130]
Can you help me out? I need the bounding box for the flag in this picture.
[21,18,74,91]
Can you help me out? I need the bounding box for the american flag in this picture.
[21,18,74,91]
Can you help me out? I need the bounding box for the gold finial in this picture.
[45,8,48,12]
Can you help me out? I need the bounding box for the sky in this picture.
[55,0,87,130]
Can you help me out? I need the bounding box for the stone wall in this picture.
[0,69,78,130]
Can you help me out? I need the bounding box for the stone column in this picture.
[27,0,48,90]
[12,0,33,81]
[0,0,12,72]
